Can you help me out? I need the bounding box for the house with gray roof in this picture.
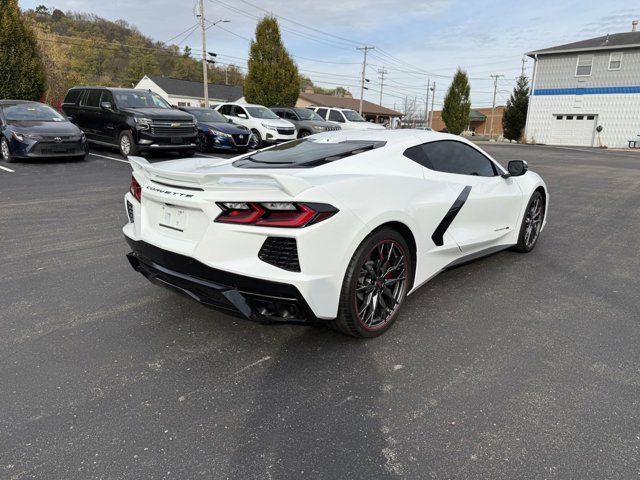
[524,25,640,148]
[135,75,243,108]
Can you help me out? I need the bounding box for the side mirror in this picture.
[503,160,528,178]
[227,118,234,123]
[100,101,113,111]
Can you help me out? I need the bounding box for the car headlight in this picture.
[134,117,152,130]
[209,128,232,138]
[261,123,279,131]
[312,125,326,131]
[12,132,25,142]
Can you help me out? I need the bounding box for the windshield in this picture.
[233,139,386,169]
[246,106,279,119]
[189,109,228,123]
[343,110,366,122]
[113,91,171,109]
[294,108,324,121]
[4,104,66,122]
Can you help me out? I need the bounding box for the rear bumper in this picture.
[125,237,320,324]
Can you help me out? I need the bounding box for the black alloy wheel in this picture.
[196,132,209,152]
[331,228,412,338]
[354,240,408,331]
[513,191,545,253]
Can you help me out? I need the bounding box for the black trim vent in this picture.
[431,186,471,246]
[258,237,300,272]
[126,200,135,223]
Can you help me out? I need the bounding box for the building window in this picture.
[575,54,593,76]
[608,52,622,70]
[577,115,584,120]
[566,115,574,120]
[556,115,563,120]
[587,115,595,120]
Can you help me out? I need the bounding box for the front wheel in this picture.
[513,191,545,253]
[118,130,138,158]
[249,129,262,149]
[196,132,209,152]
[330,228,412,338]
[1,137,14,163]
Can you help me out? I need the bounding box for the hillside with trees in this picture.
[23,5,244,103]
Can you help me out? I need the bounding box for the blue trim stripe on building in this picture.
[533,86,640,96]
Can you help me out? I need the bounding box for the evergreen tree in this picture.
[441,68,471,135]
[502,74,529,141]
[0,0,46,100]
[244,16,299,106]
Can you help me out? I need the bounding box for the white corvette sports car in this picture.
[123,129,548,337]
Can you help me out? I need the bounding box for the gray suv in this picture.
[270,107,341,138]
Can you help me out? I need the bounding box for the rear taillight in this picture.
[130,176,141,202]
[215,202,338,228]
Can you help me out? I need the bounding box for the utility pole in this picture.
[520,56,527,77]
[429,81,436,128]
[489,74,504,137]
[424,79,430,126]
[357,46,374,115]
[198,0,208,106]
[377,67,387,105]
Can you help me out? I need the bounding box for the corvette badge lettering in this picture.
[145,185,194,198]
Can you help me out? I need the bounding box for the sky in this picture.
[20,0,640,112]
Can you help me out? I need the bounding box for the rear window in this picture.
[233,139,386,169]
[64,89,81,104]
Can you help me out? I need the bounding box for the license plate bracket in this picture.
[170,137,183,144]
[159,205,187,232]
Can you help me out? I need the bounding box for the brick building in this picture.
[430,106,505,136]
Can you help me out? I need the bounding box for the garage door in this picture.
[550,114,597,146]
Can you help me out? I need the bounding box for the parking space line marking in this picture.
[0,165,15,173]
[89,153,129,164]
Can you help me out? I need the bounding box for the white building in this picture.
[135,75,243,108]
[525,28,640,148]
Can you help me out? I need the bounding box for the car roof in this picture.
[68,86,154,93]
[0,100,41,106]
[310,128,473,147]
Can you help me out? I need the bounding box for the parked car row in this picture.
[0,85,390,161]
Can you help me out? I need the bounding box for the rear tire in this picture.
[330,228,412,338]
[512,191,545,253]
[118,130,138,158]
[1,137,14,163]
[299,130,311,138]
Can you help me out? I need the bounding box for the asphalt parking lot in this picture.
[1,143,639,479]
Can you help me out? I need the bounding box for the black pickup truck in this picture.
[62,87,197,158]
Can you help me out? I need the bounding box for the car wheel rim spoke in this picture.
[524,197,543,247]
[355,239,407,330]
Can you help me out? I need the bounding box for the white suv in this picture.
[310,107,386,131]
[215,103,296,148]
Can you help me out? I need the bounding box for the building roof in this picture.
[527,31,640,57]
[146,75,243,102]
[469,109,487,121]
[298,92,403,117]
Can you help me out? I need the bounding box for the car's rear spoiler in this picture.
[128,156,313,197]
